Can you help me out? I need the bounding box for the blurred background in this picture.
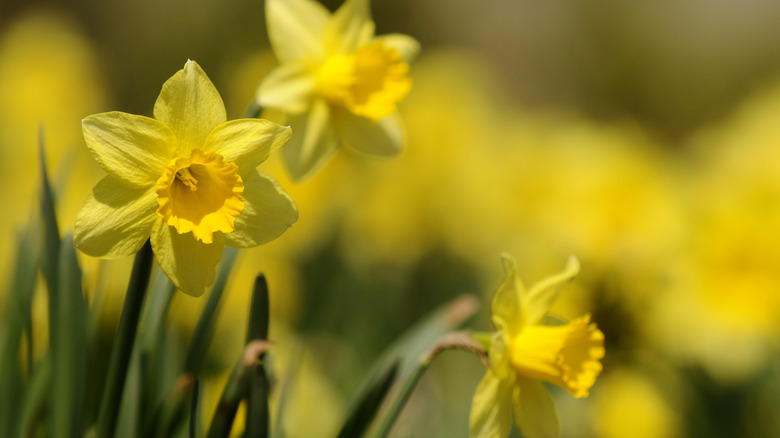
[3,0,780,436]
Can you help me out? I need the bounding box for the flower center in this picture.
[508,315,605,397]
[156,149,245,244]
[316,42,411,121]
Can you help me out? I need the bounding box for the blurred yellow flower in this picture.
[593,369,682,438]
[74,60,297,296]
[257,0,420,180]
[470,254,604,438]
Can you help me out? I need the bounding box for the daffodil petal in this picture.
[74,176,158,258]
[151,220,224,297]
[203,119,292,177]
[327,0,375,54]
[374,34,421,63]
[266,0,329,62]
[225,170,298,248]
[256,61,316,113]
[282,99,339,181]
[512,379,561,438]
[489,333,513,381]
[82,112,175,188]
[470,371,514,438]
[523,256,580,326]
[491,253,525,338]
[334,111,403,157]
[153,60,226,154]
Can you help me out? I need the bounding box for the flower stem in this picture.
[244,101,263,119]
[96,240,154,438]
[372,332,487,438]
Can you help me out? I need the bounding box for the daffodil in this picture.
[256,0,420,180]
[74,60,298,296]
[470,254,604,438]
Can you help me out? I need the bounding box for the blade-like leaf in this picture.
[184,246,239,374]
[342,294,479,437]
[335,358,399,438]
[51,231,88,438]
[0,226,40,437]
[97,240,154,438]
[207,341,271,438]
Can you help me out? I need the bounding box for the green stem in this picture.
[471,331,494,351]
[183,246,239,374]
[206,341,271,438]
[372,332,487,438]
[244,101,263,119]
[372,361,427,438]
[190,379,200,438]
[96,240,154,438]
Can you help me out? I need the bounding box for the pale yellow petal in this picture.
[225,170,298,248]
[151,220,224,297]
[522,256,580,326]
[470,371,514,438]
[491,253,525,337]
[82,112,175,188]
[489,333,512,380]
[266,0,329,62]
[513,379,561,438]
[333,111,403,157]
[74,176,158,258]
[326,0,375,54]
[153,60,226,154]
[374,34,421,63]
[282,99,339,181]
[203,119,292,177]
[256,61,316,113]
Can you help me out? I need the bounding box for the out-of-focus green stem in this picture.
[184,246,239,375]
[244,275,271,438]
[190,379,200,438]
[372,332,487,438]
[244,101,263,119]
[207,341,271,438]
[96,240,154,438]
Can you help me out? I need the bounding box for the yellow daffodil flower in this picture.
[256,0,420,180]
[470,254,604,438]
[74,60,298,296]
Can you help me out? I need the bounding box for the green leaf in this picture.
[144,375,196,438]
[335,358,399,438]
[246,274,270,343]
[97,240,154,438]
[184,246,239,374]
[345,294,480,437]
[17,356,52,438]
[0,226,40,437]
[207,274,271,438]
[38,127,62,374]
[51,231,88,438]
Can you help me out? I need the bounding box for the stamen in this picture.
[176,167,198,191]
